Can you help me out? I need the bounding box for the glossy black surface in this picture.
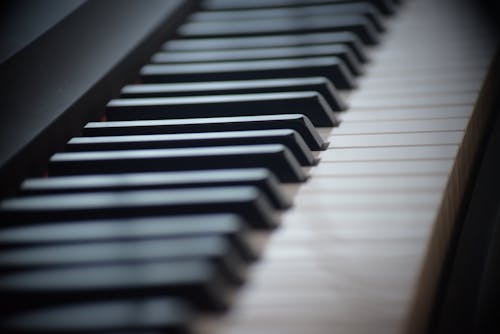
[0,186,278,228]
[0,259,232,310]
[83,114,327,150]
[121,77,347,111]
[190,3,385,32]
[200,0,396,15]
[0,0,194,198]
[0,298,192,333]
[21,169,290,209]
[0,235,248,284]
[141,57,356,89]
[107,91,339,126]
[163,31,367,62]
[48,145,306,182]
[152,44,363,76]
[178,14,380,45]
[66,129,316,166]
[0,214,258,260]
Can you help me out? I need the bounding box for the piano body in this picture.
[0,0,498,333]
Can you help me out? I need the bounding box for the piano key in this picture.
[1,298,192,333]
[0,214,258,261]
[200,0,397,15]
[313,160,455,177]
[0,235,248,284]
[360,68,487,87]
[349,91,479,109]
[352,80,483,100]
[107,92,339,127]
[65,130,317,166]
[83,114,327,151]
[48,145,307,183]
[190,3,385,32]
[339,105,472,122]
[21,169,291,210]
[178,15,380,45]
[331,131,464,148]
[163,32,367,63]
[0,186,278,228]
[121,77,347,111]
[301,175,449,193]
[0,259,233,310]
[152,44,363,76]
[294,191,443,210]
[140,57,357,89]
[321,145,459,162]
[333,118,469,135]
[365,55,492,75]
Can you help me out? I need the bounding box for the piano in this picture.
[0,0,498,333]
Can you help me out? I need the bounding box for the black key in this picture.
[163,32,367,64]
[21,169,291,210]
[0,259,233,310]
[121,77,347,111]
[0,235,247,284]
[152,44,363,76]
[0,186,278,228]
[107,92,338,127]
[190,3,385,32]
[1,298,192,333]
[141,57,356,90]
[178,15,379,45]
[83,114,327,151]
[200,0,397,15]
[49,145,306,183]
[66,129,316,166]
[0,214,258,261]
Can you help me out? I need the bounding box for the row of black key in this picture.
[199,0,399,15]
[0,0,396,332]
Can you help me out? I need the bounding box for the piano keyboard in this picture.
[0,0,497,333]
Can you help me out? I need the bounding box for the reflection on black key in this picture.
[0,186,278,228]
[21,169,290,210]
[1,298,192,333]
[200,0,396,15]
[66,130,316,166]
[163,32,367,63]
[107,92,338,127]
[48,145,306,182]
[190,3,385,32]
[122,77,346,111]
[83,114,327,151]
[0,214,258,261]
[141,58,356,90]
[0,235,247,284]
[0,259,232,310]
[178,15,379,45]
[152,44,362,76]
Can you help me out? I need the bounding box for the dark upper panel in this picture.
[0,0,86,64]
[0,0,194,198]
